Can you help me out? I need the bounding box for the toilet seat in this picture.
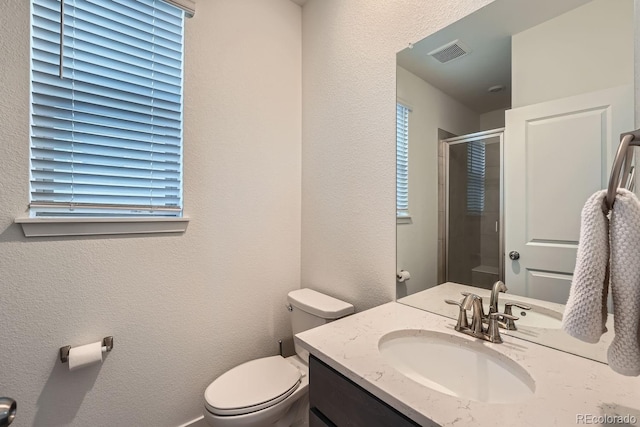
[205,356,302,416]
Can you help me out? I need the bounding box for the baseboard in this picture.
[176,415,206,427]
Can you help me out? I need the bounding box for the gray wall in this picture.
[300,0,494,311]
[1,0,637,425]
[0,1,301,426]
[395,66,480,297]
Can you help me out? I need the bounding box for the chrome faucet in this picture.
[489,281,507,315]
[488,281,532,331]
[445,292,518,344]
[461,293,485,337]
[486,312,519,343]
[503,302,531,330]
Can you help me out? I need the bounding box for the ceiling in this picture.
[396,0,592,114]
[289,0,308,6]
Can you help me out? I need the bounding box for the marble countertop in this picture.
[295,302,640,427]
[398,282,614,364]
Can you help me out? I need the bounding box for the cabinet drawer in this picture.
[309,355,420,427]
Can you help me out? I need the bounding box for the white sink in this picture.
[379,329,535,403]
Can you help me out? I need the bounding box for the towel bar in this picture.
[604,129,640,212]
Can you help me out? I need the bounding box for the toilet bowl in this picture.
[203,289,353,427]
[204,355,308,427]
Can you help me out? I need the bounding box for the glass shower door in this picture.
[445,130,503,290]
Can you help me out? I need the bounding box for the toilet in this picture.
[203,288,354,427]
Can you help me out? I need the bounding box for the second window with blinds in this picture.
[30,0,185,222]
[396,102,410,220]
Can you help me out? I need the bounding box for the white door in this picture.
[504,85,634,303]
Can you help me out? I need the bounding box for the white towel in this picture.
[607,189,640,376]
[562,189,640,376]
[562,190,609,343]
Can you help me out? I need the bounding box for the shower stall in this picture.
[442,128,504,290]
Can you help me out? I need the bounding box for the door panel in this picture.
[526,109,606,243]
[526,270,574,303]
[505,85,634,303]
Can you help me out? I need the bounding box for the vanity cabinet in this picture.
[309,355,420,427]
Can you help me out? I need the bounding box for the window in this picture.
[396,103,410,218]
[466,141,485,215]
[29,0,187,221]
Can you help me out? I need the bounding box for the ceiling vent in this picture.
[428,40,471,64]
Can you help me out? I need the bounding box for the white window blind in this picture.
[30,0,184,217]
[467,141,485,215]
[163,0,195,17]
[396,103,410,217]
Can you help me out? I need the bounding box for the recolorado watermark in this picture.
[576,414,637,424]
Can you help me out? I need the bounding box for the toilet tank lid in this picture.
[287,288,354,319]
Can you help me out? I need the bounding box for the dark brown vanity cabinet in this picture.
[309,355,422,427]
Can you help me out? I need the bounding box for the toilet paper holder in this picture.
[59,336,114,363]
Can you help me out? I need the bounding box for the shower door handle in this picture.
[509,251,520,260]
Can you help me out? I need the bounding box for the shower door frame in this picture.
[443,128,505,285]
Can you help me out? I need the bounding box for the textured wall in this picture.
[0,1,301,426]
[300,0,494,310]
[479,109,507,131]
[512,0,634,108]
[395,66,479,297]
[637,0,640,127]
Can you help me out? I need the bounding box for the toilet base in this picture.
[290,396,309,427]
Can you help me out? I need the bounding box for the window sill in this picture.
[15,216,190,237]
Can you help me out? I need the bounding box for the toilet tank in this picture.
[288,289,354,360]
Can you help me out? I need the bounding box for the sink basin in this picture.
[379,330,535,403]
